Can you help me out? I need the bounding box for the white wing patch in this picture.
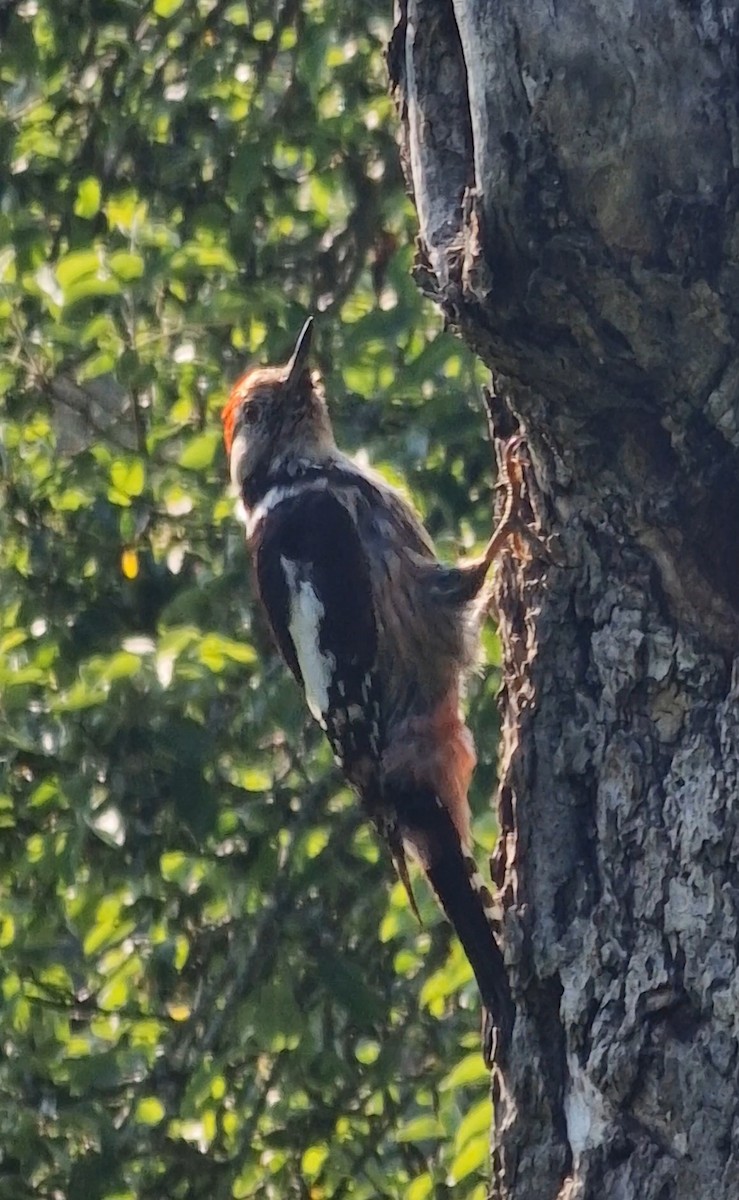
[280,556,335,724]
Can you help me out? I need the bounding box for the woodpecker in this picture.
[222,319,524,1061]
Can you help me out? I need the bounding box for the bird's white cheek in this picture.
[229,430,249,493]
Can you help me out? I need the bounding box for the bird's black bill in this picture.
[285,316,313,387]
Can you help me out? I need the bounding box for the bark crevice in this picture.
[388,0,475,292]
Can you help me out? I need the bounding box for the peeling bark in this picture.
[390,3,739,1197]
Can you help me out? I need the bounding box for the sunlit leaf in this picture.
[354,1038,380,1065]
[136,1096,166,1125]
[449,1133,488,1183]
[109,251,145,282]
[74,176,102,219]
[111,459,146,498]
[441,1053,490,1091]
[302,1145,329,1177]
[167,1001,192,1022]
[197,633,257,670]
[121,547,139,579]
[0,915,15,949]
[455,1098,493,1153]
[407,1175,433,1200]
[179,432,220,470]
[396,1115,445,1143]
[153,0,185,15]
[56,249,102,290]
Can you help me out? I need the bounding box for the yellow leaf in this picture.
[167,1001,191,1022]
[121,548,139,579]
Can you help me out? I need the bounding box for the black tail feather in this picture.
[388,780,515,1062]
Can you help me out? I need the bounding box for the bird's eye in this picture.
[243,402,260,425]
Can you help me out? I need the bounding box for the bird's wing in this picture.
[253,486,383,778]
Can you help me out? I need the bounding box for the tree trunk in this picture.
[389,3,739,1197]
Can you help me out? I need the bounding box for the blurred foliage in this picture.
[0,0,502,1197]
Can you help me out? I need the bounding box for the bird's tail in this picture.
[386,778,515,1063]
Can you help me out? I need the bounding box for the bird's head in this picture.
[222,318,335,506]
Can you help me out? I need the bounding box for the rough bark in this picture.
[389,3,739,1198]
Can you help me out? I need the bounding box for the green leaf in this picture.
[110,459,145,498]
[197,633,257,671]
[109,251,145,281]
[449,1133,488,1182]
[301,1145,328,1177]
[396,1115,445,1143]
[0,630,27,653]
[303,827,329,858]
[135,1097,166,1125]
[0,915,16,949]
[53,487,90,511]
[441,1053,490,1091]
[51,680,108,711]
[407,1176,433,1200]
[236,767,271,792]
[153,0,184,15]
[354,1038,380,1065]
[74,177,102,219]
[454,1097,492,1153]
[56,249,102,290]
[104,189,148,233]
[179,432,220,471]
